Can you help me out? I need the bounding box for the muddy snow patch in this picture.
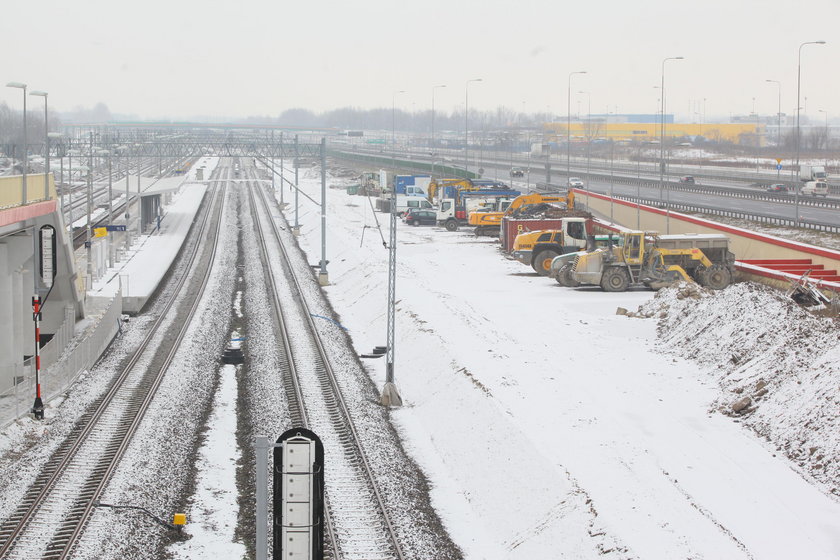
[636,282,840,495]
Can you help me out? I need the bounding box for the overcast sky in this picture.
[1,0,838,122]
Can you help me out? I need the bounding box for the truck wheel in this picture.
[601,267,630,292]
[445,219,458,232]
[533,250,560,276]
[704,265,731,290]
[694,265,709,286]
[556,262,580,287]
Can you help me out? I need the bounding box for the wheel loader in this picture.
[569,231,735,292]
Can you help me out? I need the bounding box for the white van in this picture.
[801,181,828,197]
[395,195,433,215]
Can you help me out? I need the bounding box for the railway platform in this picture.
[0,160,214,428]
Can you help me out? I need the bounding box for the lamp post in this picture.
[465,78,482,179]
[29,90,50,200]
[392,90,405,151]
[765,81,781,144]
[578,91,591,192]
[6,82,28,204]
[765,79,782,181]
[818,109,829,167]
[659,57,684,204]
[97,149,114,266]
[431,84,446,167]
[567,71,586,181]
[795,40,826,227]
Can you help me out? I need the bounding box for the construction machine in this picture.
[510,218,589,275]
[570,231,735,292]
[469,191,575,237]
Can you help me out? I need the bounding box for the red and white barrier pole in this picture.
[32,295,44,420]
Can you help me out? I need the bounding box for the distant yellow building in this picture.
[544,122,765,145]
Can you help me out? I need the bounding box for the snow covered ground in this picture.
[285,163,840,559]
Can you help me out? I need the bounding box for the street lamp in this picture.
[392,90,405,150]
[659,56,684,234]
[578,90,592,207]
[431,84,446,167]
[29,90,50,200]
[97,149,116,267]
[567,71,587,181]
[6,82,28,204]
[818,109,829,167]
[465,78,482,179]
[765,79,782,150]
[794,40,826,226]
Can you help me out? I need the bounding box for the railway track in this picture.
[246,169,404,560]
[0,167,226,560]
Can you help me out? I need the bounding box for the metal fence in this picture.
[0,291,123,428]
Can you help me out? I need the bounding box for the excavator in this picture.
[427,178,478,204]
[468,191,575,236]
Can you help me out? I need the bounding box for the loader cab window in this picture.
[537,233,551,242]
[625,234,642,260]
[567,221,586,240]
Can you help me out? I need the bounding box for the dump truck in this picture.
[469,191,575,237]
[569,231,735,292]
[509,218,590,275]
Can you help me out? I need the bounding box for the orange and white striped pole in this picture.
[32,295,44,420]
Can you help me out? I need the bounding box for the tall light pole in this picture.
[795,40,826,226]
[392,89,405,149]
[6,82,28,204]
[658,57,684,204]
[567,71,586,181]
[29,90,50,200]
[818,109,829,167]
[97,148,115,267]
[578,90,592,206]
[391,90,405,193]
[464,78,482,179]
[765,79,782,150]
[431,84,446,172]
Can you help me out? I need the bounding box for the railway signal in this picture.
[31,295,44,420]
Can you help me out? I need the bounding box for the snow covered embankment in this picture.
[636,282,840,496]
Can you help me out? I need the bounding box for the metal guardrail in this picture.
[543,169,840,210]
[0,291,122,428]
[611,193,840,234]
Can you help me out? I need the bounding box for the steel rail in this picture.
[0,167,225,560]
[247,167,405,560]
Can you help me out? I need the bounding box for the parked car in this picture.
[403,209,438,226]
[568,177,584,187]
[765,184,789,193]
[678,175,696,184]
[401,208,421,223]
[510,167,525,178]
